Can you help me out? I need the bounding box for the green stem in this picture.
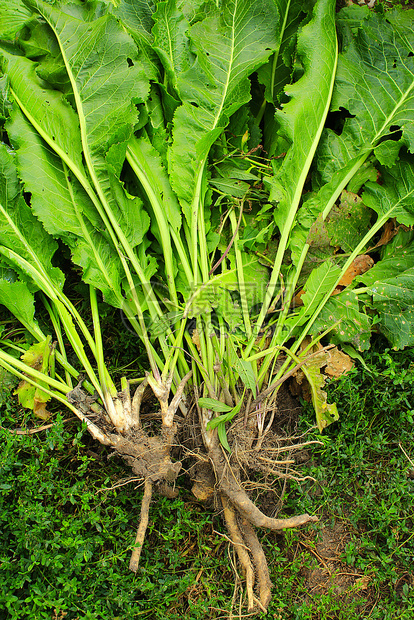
[41,295,72,389]
[269,212,391,390]
[52,298,104,400]
[190,168,205,285]
[0,356,99,422]
[351,287,370,295]
[229,208,252,338]
[90,287,117,398]
[0,247,102,393]
[258,245,309,386]
[162,318,188,381]
[126,144,193,288]
[245,21,338,357]
[11,91,163,326]
[184,332,216,398]
[126,147,179,305]
[197,190,211,284]
[0,349,71,394]
[121,303,163,375]
[291,214,390,354]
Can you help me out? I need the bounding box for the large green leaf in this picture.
[357,160,414,349]
[285,260,341,332]
[332,7,414,167]
[308,159,414,351]
[362,160,414,228]
[110,0,160,83]
[290,6,414,271]
[304,7,414,224]
[0,50,85,174]
[325,191,373,253]
[112,0,155,42]
[268,0,337,229]
[7,106,125,308]
[0,143,63,291]
[5,1,151,251]
[26,0,148,156]
[244,0,337,350]
[257,0,309,107]
[152,0,192,93]
[127,134,182,233]
[311,290,371,351]
[168,0,280,216]
[0,0,33,40]
[0,278,42,338]
[363,266,414,350]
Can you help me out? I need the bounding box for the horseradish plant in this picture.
[1,0,414,611]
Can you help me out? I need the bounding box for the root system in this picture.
[68,379,319,615]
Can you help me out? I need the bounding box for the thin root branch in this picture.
[213,529,251,551]
[129,479,153,572]
[97,477,144,493]
[1,416,77,435]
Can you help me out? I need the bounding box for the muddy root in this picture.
[67,380,184,574]
[221,494,256,612]
[67,378,317,614]
[220,496,273,613]
[209,441,317,531]
[191,429,318,613]
[129,479,153,572]
[241,517,272,611]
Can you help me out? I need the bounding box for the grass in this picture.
[1,334,414,619]
[273,336,414,619]
[0,402,232,619]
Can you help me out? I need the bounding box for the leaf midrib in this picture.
[34,7,163,321]
[373,68,414,144]
[212,1,236,133]
[270,0,292,99]
[0,200,53,285]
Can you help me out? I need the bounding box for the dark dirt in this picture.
[300,521,365,598]
[284,518,385,616]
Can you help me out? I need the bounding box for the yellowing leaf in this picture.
[300,355,339,432]
[15,337,53,419]
[335,254,374,289]
[325,348,354,378]
[293,340,340,431]
[33,398,51,421]
[20,340,47,367]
